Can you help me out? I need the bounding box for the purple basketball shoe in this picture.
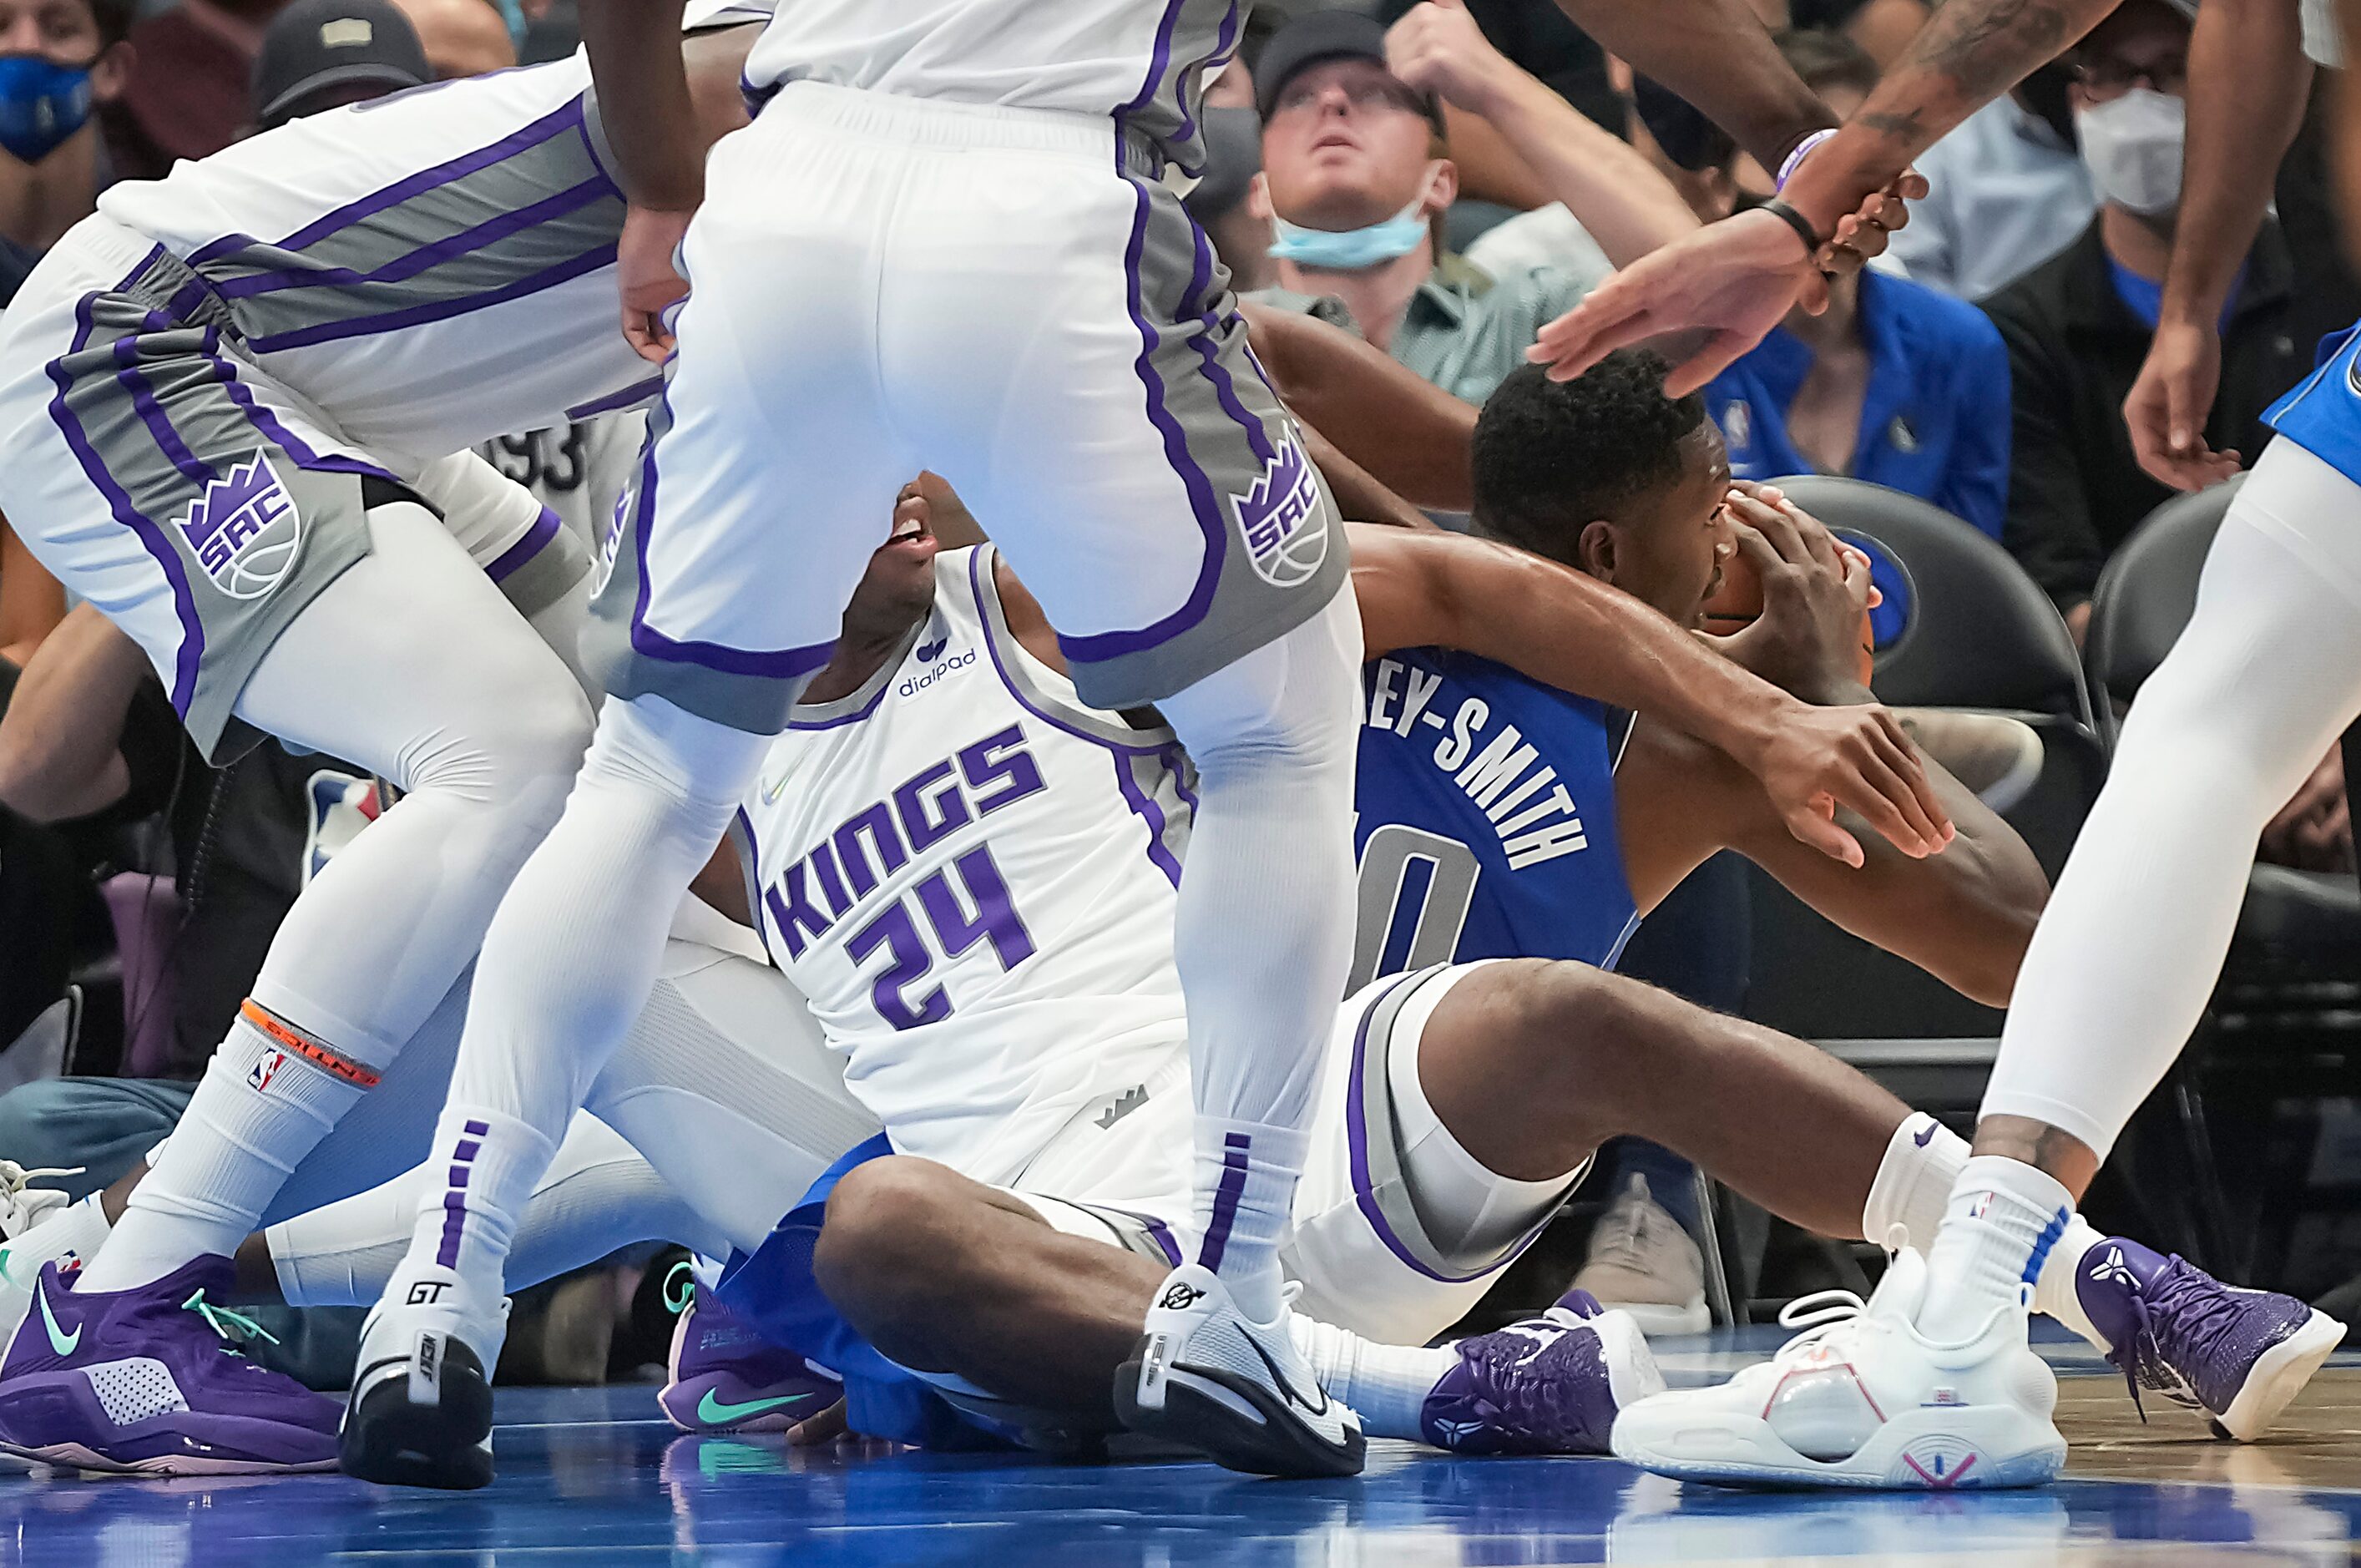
[0,1257,339,1474]
[2076,1237,2343,1440]
[1419,1288,1665,1455]
[659,1274,840,1436]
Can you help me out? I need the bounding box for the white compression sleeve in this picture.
[1155,588,1363,1316]
[1981,438,2361,1156]
[79,503,593,1293]
[269,1115,722,1307]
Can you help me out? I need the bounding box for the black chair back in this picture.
[2082,477,2242,746]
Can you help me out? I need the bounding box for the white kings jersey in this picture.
[741,0,1245,170]
[734,545,1195,1186]
[93,0,770,466]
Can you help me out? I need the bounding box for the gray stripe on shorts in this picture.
[48,293,373,758]
[492,524,589,619]
[1061,180,1346,710]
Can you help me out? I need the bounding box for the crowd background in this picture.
[0,0,2354,1369]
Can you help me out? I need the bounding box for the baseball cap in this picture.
[1252,9,1445,135]
[254,0,432,131]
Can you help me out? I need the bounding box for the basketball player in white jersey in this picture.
[347,0,1961,1488]
[1523,0,2361,1495]
[0,17,766,1474]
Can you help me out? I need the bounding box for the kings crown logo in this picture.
[1231,429,1327,589]
[177,450,302,601]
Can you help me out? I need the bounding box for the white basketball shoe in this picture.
[1611,1248,2067,1490]
[339,1265,511,1490]
[1114,1262,1365,1477]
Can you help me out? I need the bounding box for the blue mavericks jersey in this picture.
[2265,317,2361,487]
[1351,648,1639,989]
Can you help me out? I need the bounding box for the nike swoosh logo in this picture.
[697,1388,816,1426]
[760,773,791,807]
[1914,1123,1938,1147]
[37,1278,78,1357]
[1243,1331,1332,1420]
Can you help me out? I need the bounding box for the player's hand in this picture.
[1817,168,1927,282]
[1753,701,1954,867]
[2124,316,2240,491]
[1385,0,1518,116]
[784,1398,848,1446]
[619,203,695,363]
[1712,483,1874,707]
[1526,207,1818,395]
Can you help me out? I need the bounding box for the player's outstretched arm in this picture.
[0,603,149,824]
[1550,0,1833,173]
[2124,0,2309,490]
[579,0,698,359]
[1347,521,1954,864]
[1241,304,1476,513]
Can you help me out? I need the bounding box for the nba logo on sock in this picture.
[248,1047,286,1094]
[1231,429,1327,589]
[177,450,302,601]
[1967,1191,1995,1220]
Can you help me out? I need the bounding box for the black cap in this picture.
[1252,9,1444,135]
[254,0,432,130]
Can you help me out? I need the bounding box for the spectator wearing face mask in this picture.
[1245,4,1694,406]
[0,0,130,305]
[1696,31,2013,539]
[1981,0,2303,641]
[1881,64,2096,301]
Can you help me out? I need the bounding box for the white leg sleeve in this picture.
[1155,587,1363,1311]
[1983,438,2361,1155]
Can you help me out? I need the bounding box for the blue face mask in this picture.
[0,54,93,164]
[1267,197,1428,270]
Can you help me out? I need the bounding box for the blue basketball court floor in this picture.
[9,1333,2361,1565]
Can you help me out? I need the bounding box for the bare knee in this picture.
[1447,959,1691,1136]
[813,1157,989,1323]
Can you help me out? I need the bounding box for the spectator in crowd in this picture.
[251,0,429,131]
[1883,62,2095,301]
[0,0,129,304]
[1984,0,2302,640]
[109,0,291,179]
[1186,60,1277,295]
[392,0,512,78]
[1698,31,2012,539]
[1244,4,1693,405]
[1787,0,1929,69]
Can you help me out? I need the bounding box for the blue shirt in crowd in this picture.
[1707,269,2014,539]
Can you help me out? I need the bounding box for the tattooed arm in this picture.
[1777,0,2120,237]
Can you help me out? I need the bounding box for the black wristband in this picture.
[1762,197,1825,257]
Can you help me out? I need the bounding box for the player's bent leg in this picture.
[1116,588,1367,1479]
[0,505,592,1479]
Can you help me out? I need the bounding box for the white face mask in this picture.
[2075,87,2186,217]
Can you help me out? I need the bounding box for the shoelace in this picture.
[181,1290,281,1354]
[2105,1257,2226,1419]
[664,1259,696,1317]
[0,1162,83,1238]
[1765,1289,1873,1363]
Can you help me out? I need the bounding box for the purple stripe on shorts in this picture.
[1102,1206,1185,1267]
[1343,972,1502,1284]
[217,176,614,299]
[113,336,215,485]
[1195,1131,1252,1274]
[1184,224,1277,465]
[628,382,837,679]
[266,98,592,257]
[1168,1,1241,161]
[435,1120,493,1269]
[1110,753,1181,889]
[242,244,618,354]
[484,505,562,584]
[199,347,401,483]
[565,373,664,421]
[45,277,205,716]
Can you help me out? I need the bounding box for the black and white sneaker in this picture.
[339,1271,508,1490]
[1114,1263,1363,1478]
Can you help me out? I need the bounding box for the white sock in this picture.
[16,1194,113,1286]
[273,1117,719,1306]
[78,1007,373,1293]
[391,1104,559,1302]
[1860,1112,1967,1252]
[1159,593,1362,1323]
[2030,1216,2106,1349]
[1192,1118,1309,1321]
[1290,1313,1451,1439]
[1914,1156,2074,1344]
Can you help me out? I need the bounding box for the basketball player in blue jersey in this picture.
[0,19,769,1476]
[354,0,1959,1489]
